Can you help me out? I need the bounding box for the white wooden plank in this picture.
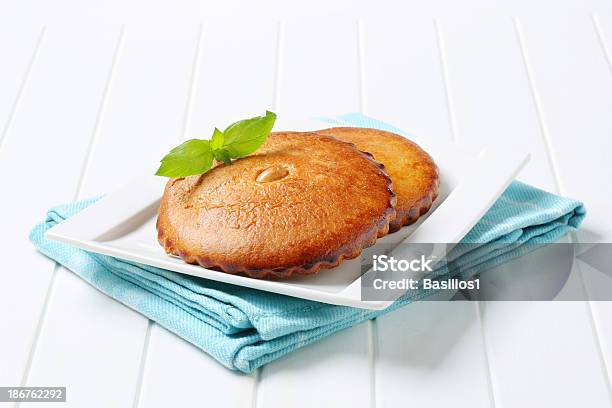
[361,17,494,408]
[517,13,612,399]
[438,15,612,408]
[257,18,372,408]
[21,24,201,408]
[138,19,280,407]
[277,17,360,117]
[0,24,121,388]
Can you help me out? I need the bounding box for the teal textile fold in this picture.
[29,114,585,373]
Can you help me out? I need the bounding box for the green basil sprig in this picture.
[156,111,276,178]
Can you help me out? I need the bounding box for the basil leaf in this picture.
[222,111,276,158]
[210,128,224,151]
[155,139,213,177]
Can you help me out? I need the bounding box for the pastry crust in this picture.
[316,127,439,232]
[157,131,396,279]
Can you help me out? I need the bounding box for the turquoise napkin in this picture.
[29,114,586,373]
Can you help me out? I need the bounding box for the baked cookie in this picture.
[157,131,396,279]
[317,127,438,232]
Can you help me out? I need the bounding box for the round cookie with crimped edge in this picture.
[156,131,397,279]
[316,127,439,233]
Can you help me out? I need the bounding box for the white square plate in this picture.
[47,118,529,310]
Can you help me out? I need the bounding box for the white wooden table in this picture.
[2,1,612,407]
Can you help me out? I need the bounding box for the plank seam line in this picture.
[253,20,284,408]
[179,23,206,143]
[356,17,377,408]
[0,26,46,155]
[131,22,207,408]
[272,20,285,114]
[16,25,125,404]
[132,321,153,408]
[251,363,262,408]
[514,15,612,402]
[16,265,59,395]
[367,319,378,408]
[474,302,499,408]
[435,17,498,407]
[357,19,367,115]
[433,18,458,143]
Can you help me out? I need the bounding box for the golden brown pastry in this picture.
[157,131,396,279]
[317,127,438,232]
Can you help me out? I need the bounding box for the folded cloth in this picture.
[29,114,586,373]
